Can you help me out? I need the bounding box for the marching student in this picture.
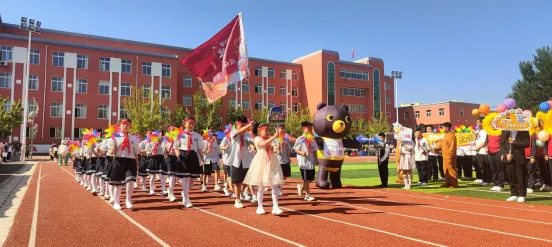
[293,121,318,201]
[474,118,492,187]
[73,143,83,184]
[243,123,285,215]
[273,124,292,196]
[220,125,234,197]
[82,144,93,191]
[146,131,166,195]
[376,133,391,188]
[487,128,504,192]
[100,137,113,200]
[398,138,415,190]
[173,117,205,208]
[414,129,430,185]
[500,130,530,203]
[228,116,255,208]
[107,118,140,210]
[138,132,151,192]
[202,132,221,192]
[163,126,178,201]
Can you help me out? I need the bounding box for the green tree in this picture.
[170,105,190,127]
[347,117,368,139]
[508,46,552,112]
[193,91,222,131]
[225,105,244,125]
[365,115,392,136]
[0,96,24,139]
[284,103,311,137]
[251,107,269,124]
[122,86,170,135]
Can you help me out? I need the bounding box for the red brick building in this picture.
[0,15,396,145]
[398,101,480,130]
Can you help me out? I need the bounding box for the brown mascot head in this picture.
[313,103,352,139]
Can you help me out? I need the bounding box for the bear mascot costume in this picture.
[313,102,359,189]
[58,137,70,166]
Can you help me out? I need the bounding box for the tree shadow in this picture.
[0,163,35,219]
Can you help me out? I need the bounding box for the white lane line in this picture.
[194,207,305,247]
[39,171,61,180]
[59,166,170,247]
[461,187,552,198]
[280,206,446,247]
[28,163,41,247]
[315,199,552,243]
[368,190,552,214]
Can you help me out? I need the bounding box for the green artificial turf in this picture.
[289,162,552,206]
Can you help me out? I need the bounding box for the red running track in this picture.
[3,162,552,247]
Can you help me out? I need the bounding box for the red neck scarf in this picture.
[208,140,213,152]
[417,136,423,149]
[303,134,312,154]
[152,141,159,155]
[186,131,193,155]
[120,133,131,154]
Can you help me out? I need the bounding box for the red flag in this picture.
[181,13,249,104]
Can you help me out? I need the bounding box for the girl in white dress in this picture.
[243,124,285,215]
[398,139,416,190]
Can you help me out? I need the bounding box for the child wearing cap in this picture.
[293,121,318,201]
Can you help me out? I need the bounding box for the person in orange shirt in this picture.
[435,122,459,188]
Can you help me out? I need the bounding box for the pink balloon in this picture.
[547,100,552,106]
[497,104,507,113]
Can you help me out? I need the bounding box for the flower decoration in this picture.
[483,112,502,136]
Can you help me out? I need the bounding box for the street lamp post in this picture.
[391,71,402,125]
[18,17,42,162]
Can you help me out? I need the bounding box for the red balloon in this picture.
[547,100,552,107]
[497,104,507,113]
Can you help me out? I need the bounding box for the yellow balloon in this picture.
[472,109,480,117]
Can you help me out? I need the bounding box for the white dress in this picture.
[243,136,284,187]
[398,140,416,170]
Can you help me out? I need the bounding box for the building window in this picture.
[254,100,262,110]
[340,88,367,97]
[30,49,40,65]
[327,62,335,105]
[439,108,445,116]
[28,75,39,90]
[121,59,131,73]
[77,79,87,94]
[75,104,87,118]
[292,71,298,81]
[385,82,390,91]
[50,102,62,118]
[183,76,192,87]
[386,111,391,119]
[142,62,152,75]
[292,103,299,113]
[385,96,391,105]
[74,128,86,139]
[268,68,275,78]
[426,110,431,117]
[99,57,110,71]
[53,52,64,67]
[347,104,367,113]
[182,95,192,106]
[99,81,109,95]
[254,66,262,76]
[279,69,286,79]
[280,102,287,111]
[26,127,37,138]
[3,102,10,112]
[404,112,409,119]
[415,111,420,118]
[0,46,13,61]
[49,127,62,138]
[98,104,108,119]
[229,99,236,108]
[161,85,171,99]
[254,84,262,94]
[77,54,88,69]
[268,101,274,109]
[242,100,250,110]
[460,108,464,116]
[121,82,131,96]
[267,84,275,95]
[162,64,171,77]
[0,72,12,88]
[227,83,236,91]
[280,86,286,96]
[241,82,249,92]
[292,87,298,97]
[142,85,151,98]
[120,105,129,119]
[339,69,369,81]
[51,76,63,92]
[373,68,380,117]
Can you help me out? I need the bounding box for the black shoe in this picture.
[378,184,388,188]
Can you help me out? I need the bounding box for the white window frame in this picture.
[254,100,262,110]
[98,81,110,95]
[415,111,420,118]
[162,64,171,78]
[291,87,298,97]
[292,71,298,81]
[279,69,286,79]
[75,104,87,119]
[385,96,391,104]
[267,84,275,95]
[142,84,151,98]
[120,105,129,119]
[426,110,431,117]
[161,85,171,99]
[267,101,274,109]
[292,103,299,113]
[242,100,250,110]
[121,59,132,74]
[229,99,236,108]
[404,112,409,119]
[50,102,62,118]
[241,82,249,92]
[98,104,108,119]
[439,108,445,116]
[279,86,286,96]
[49,127,62,138]
[183,76,192,88]
[77,54,88,69]
[254,66,262,76]
[182,95,192,106]
[28,74,39,90]
[121,82,131,96]
[142,62,152,75]
[280,102,287,111]
[99,57,110,71]
[30,49,40,65]
[385,82,390,90]
[0,46,13,61]
[76,79,87,94]
[254,84,262,94]
[267,68,275,78]
[51,76,63,92]
[52,52,64,67]
[0,72,12,88]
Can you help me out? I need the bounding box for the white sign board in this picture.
[393,124,413,141]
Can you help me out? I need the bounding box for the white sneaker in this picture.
[232,193,236,198]
[541,185,552,192]
[125,200,133,209]
[420,182,428,186]
[527,189,534,194]
[506,196,518,202]
[184,200,193,208]
[297,184,302,197]
[416,182,423,186]
[223,188,230,196]
[490,186,499,191]
[304,195,316,201]
[109,197,115,204]
[91,189,98,195]
[141,187,147,192]
[201,185,208,192]
[224,182,228,187]
[214,185,221,191]
[517,197,526,203]
[251,195,258,203]
[540,184,546,191]
[256,207,266,215]
[217,180,223,185]
[480,182,490,186]
[278,188,284,196]
[162,190,168,195]
[272,206,283,215]
[113,204,122,210]
[149,190,155,195]
[243,193,252,201]
[474,179,483,184]
[234,201,244,208]
[496,187,503,192]
[264,187,269,191]
[169,193,176,202]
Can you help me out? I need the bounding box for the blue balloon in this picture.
[539,102,550,113]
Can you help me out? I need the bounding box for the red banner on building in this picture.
[181,13,249,104]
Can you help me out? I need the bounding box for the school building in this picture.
[0,14,396,145]
[397,101,481,130]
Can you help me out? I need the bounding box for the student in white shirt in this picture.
[145,131,166,195]
[474,117,491,186]
[163,126,179,202]
[293,121,318,201]
[398,139,415,190]
[138,134,150,191]
[414,129,431,185]
[107,118,140,210]
[220,129,233,197]
[202,132,221,192]
[173,117,205,208]
[228,116,255,208]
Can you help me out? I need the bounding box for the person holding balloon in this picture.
[526,119,547,194]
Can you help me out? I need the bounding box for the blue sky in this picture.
[2,0,551,108]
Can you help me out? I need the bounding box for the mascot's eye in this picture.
[326,114,334,121]
[345,116,351,123]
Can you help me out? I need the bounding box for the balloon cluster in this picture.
[496,98,517,113]
[539,101,552,113]
[472,104,491,117]
[453,125,474,133]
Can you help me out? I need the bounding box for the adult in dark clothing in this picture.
[376,133,391,188]
[500,130,530,203]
